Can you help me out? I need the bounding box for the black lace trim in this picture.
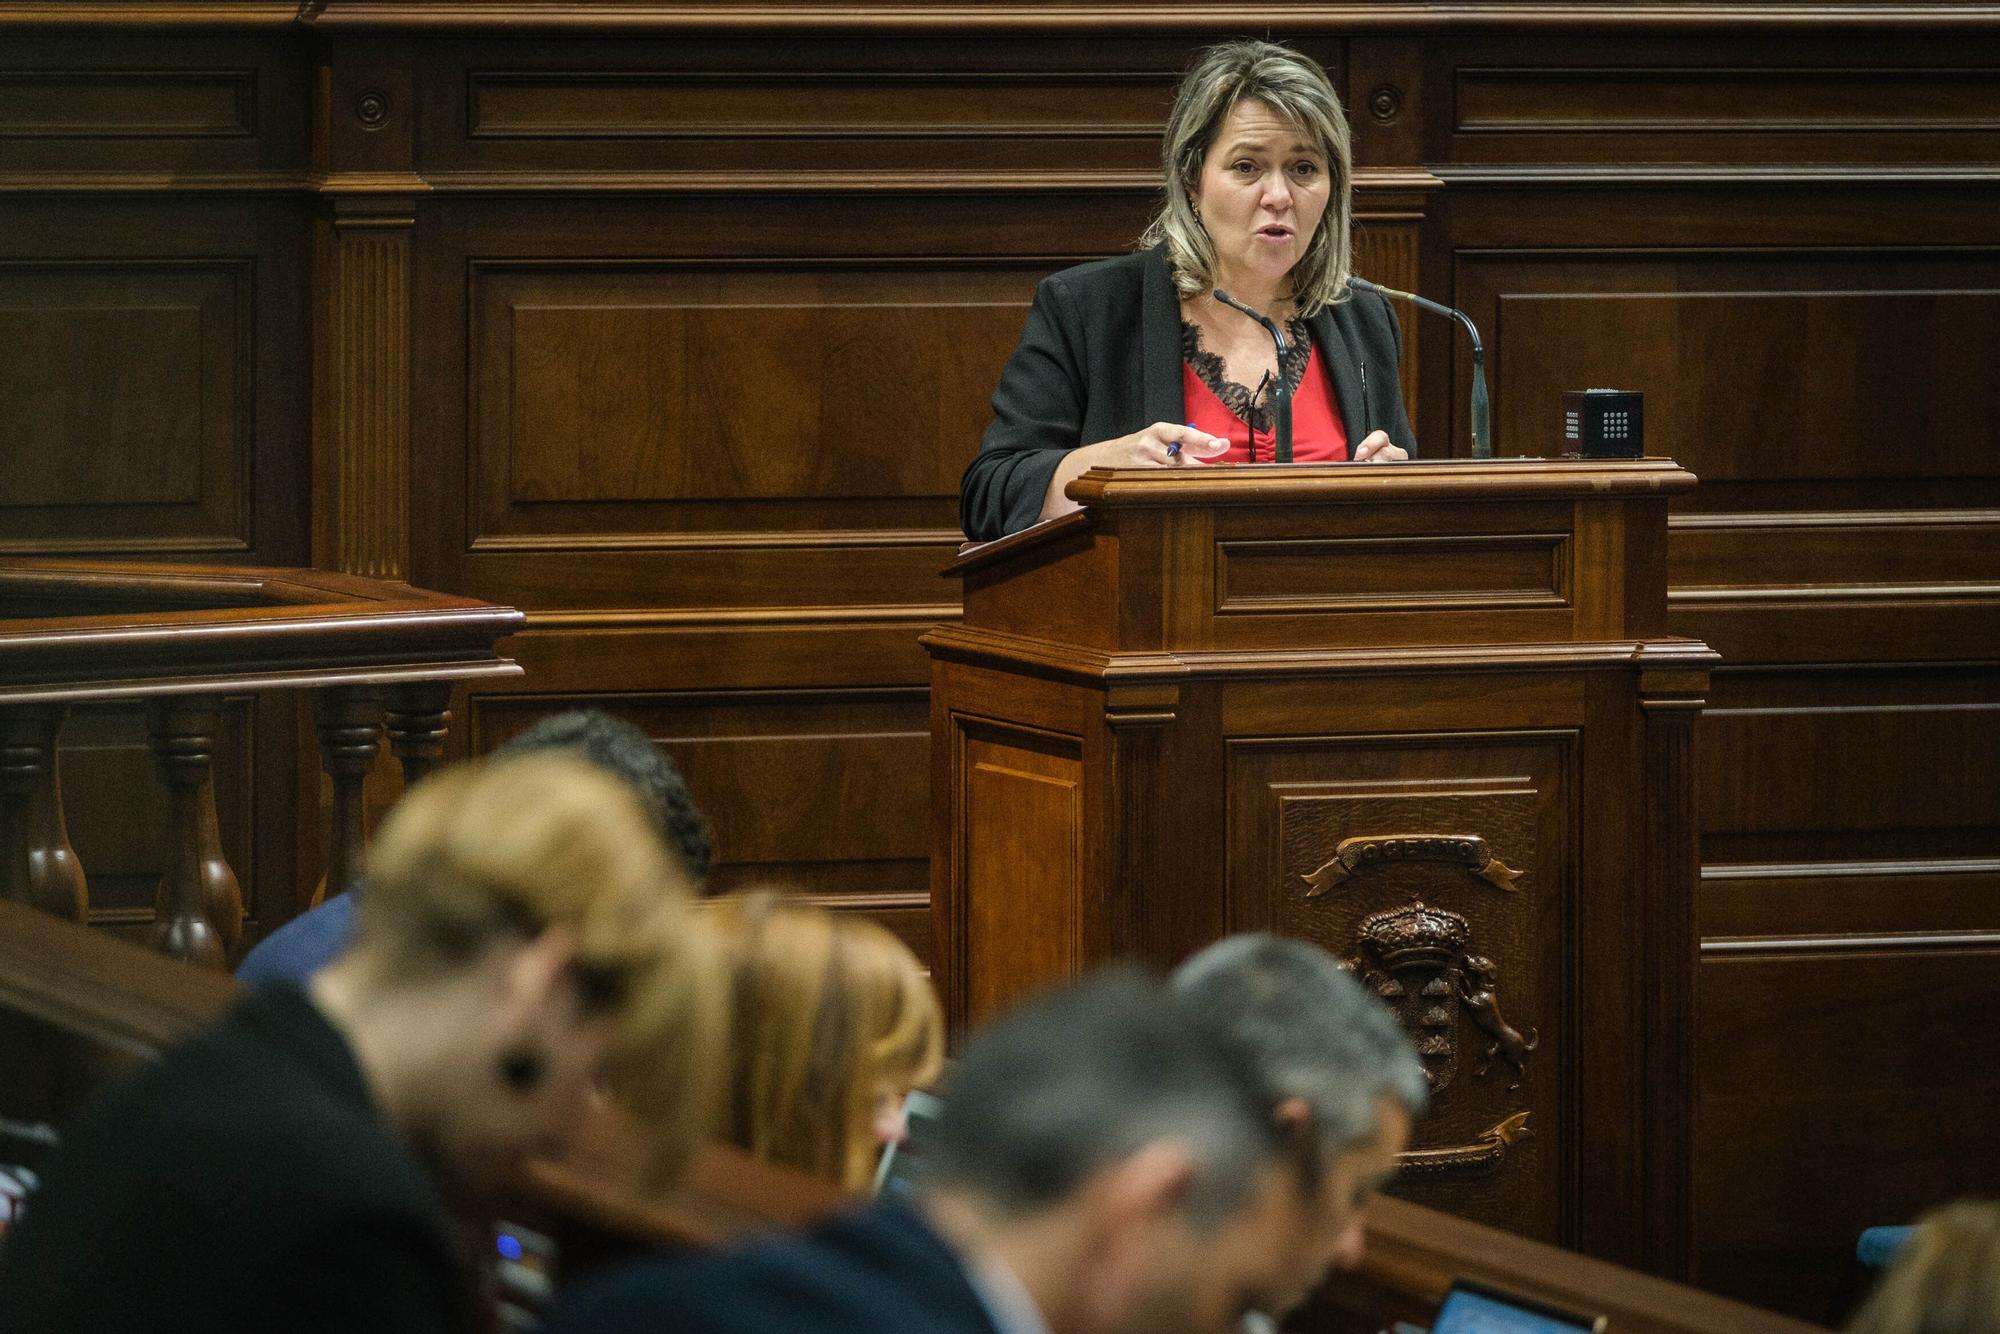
[1180,317,1313,433]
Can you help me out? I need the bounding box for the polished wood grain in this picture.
[312,687,383,908]
[145,694,242,966]
[0,561,520,961]
[931,462,1713,1272]
[0,705,85,922]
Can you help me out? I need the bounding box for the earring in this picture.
[498,1046,544,1092]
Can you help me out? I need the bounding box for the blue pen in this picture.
[1167,423,1197,460]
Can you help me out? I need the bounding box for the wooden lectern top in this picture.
[932,458,1703,671]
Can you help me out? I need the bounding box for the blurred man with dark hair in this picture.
[237,709,709,985]
[1172,934,1427,1319]
[546,968,1302,1334]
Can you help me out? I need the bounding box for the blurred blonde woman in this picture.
[704,890,944,1192]
[0,754,721,1334]
[1848,1200,2000,1334]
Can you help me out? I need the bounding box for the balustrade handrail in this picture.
[0,559,524,969]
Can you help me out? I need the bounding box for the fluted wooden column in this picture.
[384,681,452,788]
[315,687,384,907]
[0,705,88,922]
[147,697,243,968]
[316,195,414,580]
[312,38,417,582]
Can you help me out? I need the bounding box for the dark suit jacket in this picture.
[0,986,472,1334]
[543,1198,1004,1334]
[959,245,1420,542]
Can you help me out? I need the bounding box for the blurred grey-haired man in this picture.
[1173,934,1428,1323]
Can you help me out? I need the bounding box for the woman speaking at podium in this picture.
[959,40,1417,542]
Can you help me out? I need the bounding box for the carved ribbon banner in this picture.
[1397,1111,1533,1181]
[1301,832,1521,899]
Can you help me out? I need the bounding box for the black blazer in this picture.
[960,245,1419,542]
[543,1198,1003,1334]
[0,986,471,1334]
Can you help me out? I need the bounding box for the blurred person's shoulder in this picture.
[0,985,457,1333]
[545,1199,999,1334]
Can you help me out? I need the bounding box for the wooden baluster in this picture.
[146,697,242,968]
[0,705,88,922]
[315,687,383,907]
[384,682,452,789]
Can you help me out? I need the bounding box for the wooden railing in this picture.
[0,560,521,968]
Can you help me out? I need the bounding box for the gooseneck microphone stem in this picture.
[1211,289,1293,463]
[1351,277,1491,459]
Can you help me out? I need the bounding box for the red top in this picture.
[1182,341,1349,464]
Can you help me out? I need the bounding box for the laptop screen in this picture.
[1428,1282,1601,1334]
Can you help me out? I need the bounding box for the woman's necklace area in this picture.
[1194,289,1292,329]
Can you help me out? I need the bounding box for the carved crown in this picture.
[1354,900,1470,970]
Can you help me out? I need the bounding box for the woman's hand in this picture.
[1351,430,1408,463]
[1087,422,1233,469]
[1039,423,1231,521]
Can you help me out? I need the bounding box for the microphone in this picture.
[1211,289,1293,463]
[1350,277,1491,459]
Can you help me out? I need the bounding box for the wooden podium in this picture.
[923,459,1715,1277]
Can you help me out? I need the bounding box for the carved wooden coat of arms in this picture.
[1347,899,1539,1093]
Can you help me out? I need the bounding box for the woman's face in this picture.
[1192,98,1331,297]
[424,947,617,1202]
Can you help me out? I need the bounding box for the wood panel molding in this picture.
[0,258,254,555]
[1456,66,2000,134]
[1437,163,2000,186]
[10,3,1991,31]
[466,69,1173,141]
[1216,532,1572,616]
[0,69,257,138]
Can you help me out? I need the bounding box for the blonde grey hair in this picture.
[1141,40,1355,316]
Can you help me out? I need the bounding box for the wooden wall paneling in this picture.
[469,688,935,959]
[1422,31,2000,168]
[0,32,309,184]
[1453,243,2000,488]
[0,197,313,561]
[0,40,311,557]
[1698,941,2000,1317]
[405,33,1338,182]
[406,95,1163,919]
[1445,170,2000,1312]
[1695,664,2000,1298]
[0,257,252,550]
